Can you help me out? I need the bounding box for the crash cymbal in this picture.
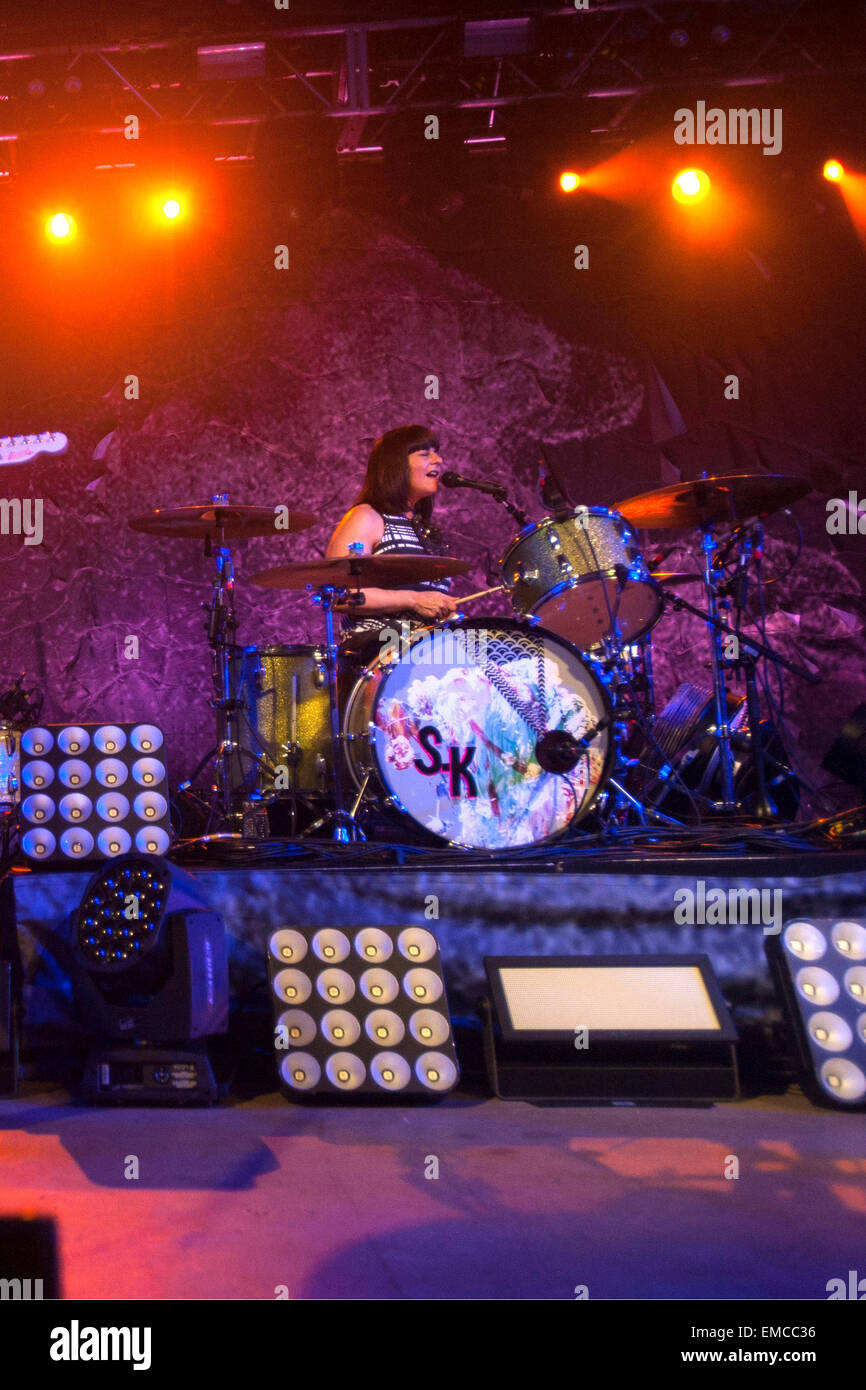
[249,554,472,590]
[617,474,812,531]
[129,503,317,539]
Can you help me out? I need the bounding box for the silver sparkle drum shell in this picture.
[501,508,661,649]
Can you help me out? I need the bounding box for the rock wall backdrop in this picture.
[2,208,863,814]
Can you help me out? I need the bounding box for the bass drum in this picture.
[343,618,613,850]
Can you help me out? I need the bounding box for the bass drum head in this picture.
[346,619,612,850]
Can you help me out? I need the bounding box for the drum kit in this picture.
[128,471,817,852]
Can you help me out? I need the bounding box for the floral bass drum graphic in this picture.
[369,623,611,849]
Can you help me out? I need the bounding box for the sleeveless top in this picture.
[340,512,452,642]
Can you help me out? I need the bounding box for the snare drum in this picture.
[501,507,661,649]
[343,618,613,850]
[231,644,332,798]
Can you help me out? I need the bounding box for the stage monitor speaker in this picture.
[267,925,459,1098]
[0,873,22,1096]
[765,917,866,1110]
[483,954,739,1102]
[0,1215,61,1299]
[822,703,866,796]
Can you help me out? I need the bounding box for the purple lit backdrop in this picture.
[2,210,863,811]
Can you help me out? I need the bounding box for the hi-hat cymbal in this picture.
[129,503,317,539]
[617,474,812,531]
[249,554,472,590]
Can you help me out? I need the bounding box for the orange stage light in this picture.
[672,169,710,204]
[47,212,75,240]
[161,198,182,219]
[559,171,580,193]
[823,160,844,182]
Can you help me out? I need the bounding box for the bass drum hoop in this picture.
[343,616,615,849]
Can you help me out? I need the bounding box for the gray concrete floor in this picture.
[1,1085,863,1299]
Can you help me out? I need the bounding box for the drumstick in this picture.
[454,584,506,606]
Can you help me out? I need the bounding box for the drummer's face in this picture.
[407,445,442,505]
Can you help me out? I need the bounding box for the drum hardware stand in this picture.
[649,548,819,818]
[174,495,249,834]
[302,575,366,842]
[698,521,738,811]
[490,485,530,530]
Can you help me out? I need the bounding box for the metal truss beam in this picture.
[0,2,862,161]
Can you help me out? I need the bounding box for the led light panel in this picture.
[767,918,866,1109]
[19,723,170,863]
[267,925,459,1098]
[483,954,739,1102]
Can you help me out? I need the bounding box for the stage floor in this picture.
[1,1084,863,1300]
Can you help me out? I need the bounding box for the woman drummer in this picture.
[326,424,459,647]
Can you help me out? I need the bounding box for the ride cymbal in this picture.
[617,474,812,531]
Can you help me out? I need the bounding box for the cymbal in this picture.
[617,474,812,531]
[249,554,472,590]
[650,571,702,585]
[129,503,317,539]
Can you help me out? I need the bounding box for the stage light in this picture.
[162,198,181,219]
[47,213,75,241]
[483,954,739,1101]
[823,159,844,182]
[669,28,690,47]
[19,722,171,863]
[71,853,229,1104]
[267,924,459,1098]
[766,919,866,1109]
[672,169,710,204]
[559,171,580,193]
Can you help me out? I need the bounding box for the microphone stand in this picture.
[488,484,530,530]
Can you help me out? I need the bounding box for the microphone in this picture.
[440,470,506,498]
[535,718,611,774]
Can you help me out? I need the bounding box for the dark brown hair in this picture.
[355,424,440,523]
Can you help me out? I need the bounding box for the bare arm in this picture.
[326,505,457,620]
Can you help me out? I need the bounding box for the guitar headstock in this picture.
[0,432,69,466]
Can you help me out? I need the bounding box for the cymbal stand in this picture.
[652,530,819,817]
[204,495,244,830]
[303,575,365,842]
[700,522,737,811]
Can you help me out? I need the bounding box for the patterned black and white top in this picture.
[340,511,452,642]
